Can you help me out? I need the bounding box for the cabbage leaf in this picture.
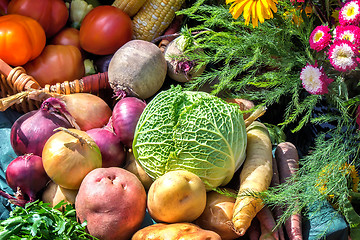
[133,86,247,189]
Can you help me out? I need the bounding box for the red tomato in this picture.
[79,6,132,55]
[23,45,85,87]
[51,28,82,52]
[0,14,46,66]
[7,0,69,38]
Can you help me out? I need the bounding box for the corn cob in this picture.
[112,0,147,17]
[132,0,185,42]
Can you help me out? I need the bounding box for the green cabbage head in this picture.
[132,86,247,189]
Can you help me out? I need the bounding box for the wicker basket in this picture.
[0,64,110,113]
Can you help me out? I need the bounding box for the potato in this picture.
[147,170,207,223]
[41,181,78,210]
[124,151,153,190]
[195,190,240,240]
[132,223,222,240]
[108,40,167,99]
[75,167,147,240]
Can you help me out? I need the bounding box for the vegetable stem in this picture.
[54,127,91,146]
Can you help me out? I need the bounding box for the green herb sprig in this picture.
[0,200,98,240]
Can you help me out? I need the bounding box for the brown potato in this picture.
[132,223,222,240]
[147,170,207,223]
[195,190,240,240]
[124,151,153,190]
[41,181,78,210]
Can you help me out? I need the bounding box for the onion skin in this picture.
[60,93,112,131]
[112,97,146,148]
[10,98,74,156]
[6,154,50,202]
[42,128,102,190]
[86,123,126,168]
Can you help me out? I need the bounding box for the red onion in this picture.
[10,98,76,156]
[6,154,50,202]
[86,120,126,168]
[112,97,146,148]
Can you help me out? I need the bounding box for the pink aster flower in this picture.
[335,25,360,46]
[339,0,360,25]
[328,40,358,72]
[309,25,332,52]
[300,63,334,95]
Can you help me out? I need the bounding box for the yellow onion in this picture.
[42,127,102,190]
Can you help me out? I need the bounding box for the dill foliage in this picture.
[178,0,355,131]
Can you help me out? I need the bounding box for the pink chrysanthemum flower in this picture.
[335,25,360,45]
[309,25,332,52]
[339,0,360,25]
[300,63,334,95]
[328,40,358,72]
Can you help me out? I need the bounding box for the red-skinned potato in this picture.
[195,190,240,240]
[75,167,147,240]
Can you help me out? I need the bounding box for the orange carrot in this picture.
[275,142,303,240]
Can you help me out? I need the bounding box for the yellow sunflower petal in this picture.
[243,0,255,23]
[267,0,277,13]
[252,15,259,27]
[230,0,249,19]
[256,1,265,23]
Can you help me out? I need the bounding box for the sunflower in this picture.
[226,0,278,27]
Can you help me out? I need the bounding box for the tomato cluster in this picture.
[0,0,133,86]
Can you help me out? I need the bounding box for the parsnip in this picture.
[232,121,273,236]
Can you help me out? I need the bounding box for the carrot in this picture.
[247,217,261,240]
[231,121,273,236]
[257,205,279,240]
[270,157,286,240]
[275,142,303,240]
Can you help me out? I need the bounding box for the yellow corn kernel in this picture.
[112,0,147,17]
[132,0,185,42]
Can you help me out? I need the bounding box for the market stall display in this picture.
[0,0,358,239]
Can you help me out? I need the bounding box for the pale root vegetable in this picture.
[257,206,279,240]
[108,40,167,99]
[132,223,222,240]
[147,170,207,223]
[275,142,302,240]
[41,181,78,210]
[232,121,273,236]
[124,151,153,190]
[75,167,147,240]
[164,35,206,83]
[194,190,240,240]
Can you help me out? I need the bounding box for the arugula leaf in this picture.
[0,200,98,240]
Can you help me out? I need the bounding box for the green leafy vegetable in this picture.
[133,85,247,189]
[0,200,97,240]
